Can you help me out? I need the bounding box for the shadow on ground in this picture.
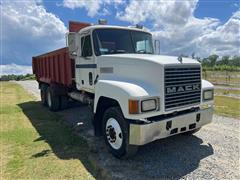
[18,101,99,179]
[18,100,214,179]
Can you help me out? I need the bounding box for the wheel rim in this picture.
[47,90,52,107]
[106,118,123,150]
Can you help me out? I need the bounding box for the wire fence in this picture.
[202,71,240,87]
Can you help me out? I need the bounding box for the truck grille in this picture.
[164,66,201,111]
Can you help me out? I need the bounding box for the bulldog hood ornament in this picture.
[177,55,183,63]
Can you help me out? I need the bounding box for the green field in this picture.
[0,82,97,179]
[214,89,240,95]
[214,96,240,119]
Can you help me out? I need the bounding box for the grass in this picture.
[214,89,240,95]
[0,82,97,179]
[214,95,240,119]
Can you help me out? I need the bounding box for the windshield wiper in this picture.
[109,50,127,54]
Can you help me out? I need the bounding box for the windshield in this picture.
[92,29,154,56]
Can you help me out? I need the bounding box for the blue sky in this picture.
[44,0,239,28]
[1,0,240,75]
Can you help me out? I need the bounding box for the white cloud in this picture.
[1,0,67,65]
[62,0,124,17]
[0,64,32,75]
[152,17,221,57]
[198,11,240,56]
[116,0,240,57]
[61,0,239,57]
[117,0,197,26]
[63,0,101,17]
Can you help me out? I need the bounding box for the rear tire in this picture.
[182,128,201,135]
[40,89,47,106]
[60,95,68,110]
[46,87,60,111]
[102,107,138,159]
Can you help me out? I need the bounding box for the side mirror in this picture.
[67,32,78,58]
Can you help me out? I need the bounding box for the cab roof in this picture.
[78,24,151,34]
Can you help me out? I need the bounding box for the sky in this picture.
[0,0,240,75]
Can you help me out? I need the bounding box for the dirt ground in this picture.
[17,80,240,179]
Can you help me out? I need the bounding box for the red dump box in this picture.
[32,21,91,87]
[32,47,74,87]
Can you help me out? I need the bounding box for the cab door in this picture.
[75,34,96,93]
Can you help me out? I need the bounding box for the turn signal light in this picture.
[129,100,139,114]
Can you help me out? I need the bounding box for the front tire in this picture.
[102,107,138,159]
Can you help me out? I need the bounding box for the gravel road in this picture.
[17,80,240,179]
[15,80,40,99]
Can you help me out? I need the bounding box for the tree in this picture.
[229,56,240,66]
[219,56,230,65]
[208,54,218,67]
[201,58,210,67]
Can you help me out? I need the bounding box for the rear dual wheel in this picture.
[46,87,60,111]
[40,89,47,106]
[40,85,68,111]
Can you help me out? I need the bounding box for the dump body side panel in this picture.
[32,47,75,87]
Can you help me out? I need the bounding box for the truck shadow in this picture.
[17,101,99,178]
[18,100,214,179]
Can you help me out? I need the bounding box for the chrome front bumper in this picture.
[129,107,213,145]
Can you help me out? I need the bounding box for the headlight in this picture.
[203,89,214,101]
[141,99,158,112]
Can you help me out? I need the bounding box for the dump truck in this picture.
[32,20,214,158]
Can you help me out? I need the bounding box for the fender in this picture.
[202,79,214,90]
[94,80,159,119]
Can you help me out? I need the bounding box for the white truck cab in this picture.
[66,23,214,158]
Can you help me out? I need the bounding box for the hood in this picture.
[97,54,201,94]
[99,54,200,66]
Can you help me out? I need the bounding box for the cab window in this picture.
[81,35,92,57]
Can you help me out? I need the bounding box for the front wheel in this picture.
[102,107,138,159]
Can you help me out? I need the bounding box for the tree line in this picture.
[186,54,240,71]
[0,74,35,81]
[200,55,240,71]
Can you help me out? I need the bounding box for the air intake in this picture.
[164,66,201,111]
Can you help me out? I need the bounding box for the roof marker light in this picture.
[98,19,107,25]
